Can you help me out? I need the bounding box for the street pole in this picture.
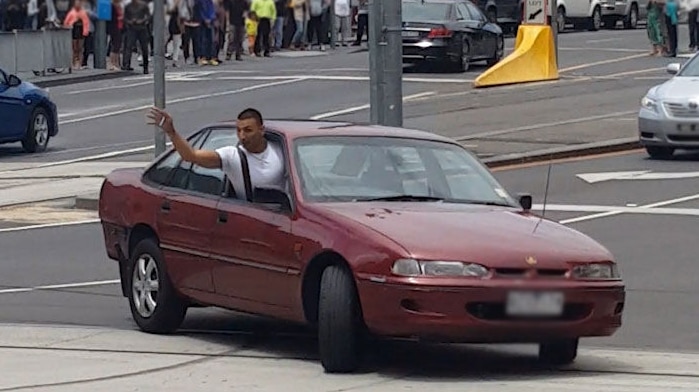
[549,0,558,67]
[94,0,110,69]
[368,0,385,125]
[382,0,403,127]
[153,0,167,157]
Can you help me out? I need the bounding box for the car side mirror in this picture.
[518,193,532,211]
[253,186,291,212]
[666,63,680,75]
[7,74,21,87]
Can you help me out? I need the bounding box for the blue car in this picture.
[0,68,59,153]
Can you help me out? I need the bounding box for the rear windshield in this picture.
[402,2,451,21]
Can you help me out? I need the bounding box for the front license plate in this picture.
[677,123,698,132]
[506,291,564,317]
[402,30,419,37]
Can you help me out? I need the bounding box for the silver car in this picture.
[638,54,699,159]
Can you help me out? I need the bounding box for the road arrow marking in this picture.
[576,170,699,183]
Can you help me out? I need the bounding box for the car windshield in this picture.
[293,136,517,206]
[402,1,451,21]
[677,56,699,77]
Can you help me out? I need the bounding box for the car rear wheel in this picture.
[645,145,675,159]
[127,238,187,334]
[623,3,638,29]
[487,36,504,66]
[539,338,578,365]
[454,41,471,72]
[318,264,366,373]
[22,107,50,153]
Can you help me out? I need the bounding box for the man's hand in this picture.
[146,106,175,135]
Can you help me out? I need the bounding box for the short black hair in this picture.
[238,108,263,125]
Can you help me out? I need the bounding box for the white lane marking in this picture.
[559,53,648,72]
[0,219,101,233]
[558,47,648,53]
[58,78,305,126]
[453,110,637,141]
[600,67,666,78]
[57,104,126,119]
[217,75,473,83]
[585,38,621,43]
[0,279,120,295]
[32,144,170,168]
[558,193,699,224]
[533,203,699,217]
[66,81,153,95]
[309,91,437,120]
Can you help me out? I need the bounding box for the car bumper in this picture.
[356,278,625,343]
[638,107,699,149]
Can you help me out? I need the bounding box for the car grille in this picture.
[494,267,567,278]
[664,102,699,118]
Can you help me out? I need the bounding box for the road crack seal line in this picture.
[0,338,256,391]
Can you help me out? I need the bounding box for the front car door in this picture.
[0,69,26,142]
[210,131,299,315]
[143,129,222,295]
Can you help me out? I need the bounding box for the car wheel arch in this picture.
[301,249,356,325]
[35,101,57,136]
[121,223,160,297]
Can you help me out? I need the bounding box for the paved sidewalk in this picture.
[0,323,697,391]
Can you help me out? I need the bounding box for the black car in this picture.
[401,0,504,72]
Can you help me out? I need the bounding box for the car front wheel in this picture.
[22,107,50,153]
[127,237,187,334]
[539,338,578,365]
[317,264,366,373]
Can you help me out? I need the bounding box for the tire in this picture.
[454,40,470,72]
[127,237,187,334]
[21,107,50,153]
[557,7,566,33]
[318,264,365,373]
[646,145,675,159]
[623,3,638,29]
[588,6,602,31]
[487,36,504,66]
[539,338,578,365]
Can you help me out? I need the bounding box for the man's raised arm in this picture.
[146,107,222,169]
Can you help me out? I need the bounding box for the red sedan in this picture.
[98,120,625,373]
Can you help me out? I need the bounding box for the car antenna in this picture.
[533,154,553,234]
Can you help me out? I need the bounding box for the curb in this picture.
[482,137,642,168]
[31,70,136,88]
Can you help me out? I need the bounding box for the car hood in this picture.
[317,202,613,268]
[653,77,699,99]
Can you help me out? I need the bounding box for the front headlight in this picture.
[571,263,620,280]
[391,258,489,277]
[641,96,657,111]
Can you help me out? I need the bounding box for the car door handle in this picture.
[217,211,228,223]
[161,201,171,212]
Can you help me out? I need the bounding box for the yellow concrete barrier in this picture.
[473,25,558,88]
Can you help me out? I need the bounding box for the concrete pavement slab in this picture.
[0,324,698,391]
[0,161,147,179]
[0,177,104,207]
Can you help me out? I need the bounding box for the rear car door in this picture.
[464,1,496,57]
[454,1,484,56]
[150,130,222,293]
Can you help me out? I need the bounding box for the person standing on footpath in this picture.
[224,0,247,60]
[122,0,151,72]
[250,0,275,57]
[664,0,678,57]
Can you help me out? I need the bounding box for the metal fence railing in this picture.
[0,27,73,76]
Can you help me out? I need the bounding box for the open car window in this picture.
[184,128,239,196]
[293,136,516,206]
[143,131,207,186]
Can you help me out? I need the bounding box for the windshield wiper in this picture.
[359,195,444,202]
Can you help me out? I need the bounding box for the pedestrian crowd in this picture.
[1,0,371,73]
[646,0,699,57]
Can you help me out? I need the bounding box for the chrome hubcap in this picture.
[34,113,48,146]
[132,254,160,318]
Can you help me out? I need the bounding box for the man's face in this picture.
[237,117,264,151]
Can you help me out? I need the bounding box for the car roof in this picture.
[203,119,459,144]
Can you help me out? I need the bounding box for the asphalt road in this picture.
[0,25,695,163]
[2,149,698,356]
